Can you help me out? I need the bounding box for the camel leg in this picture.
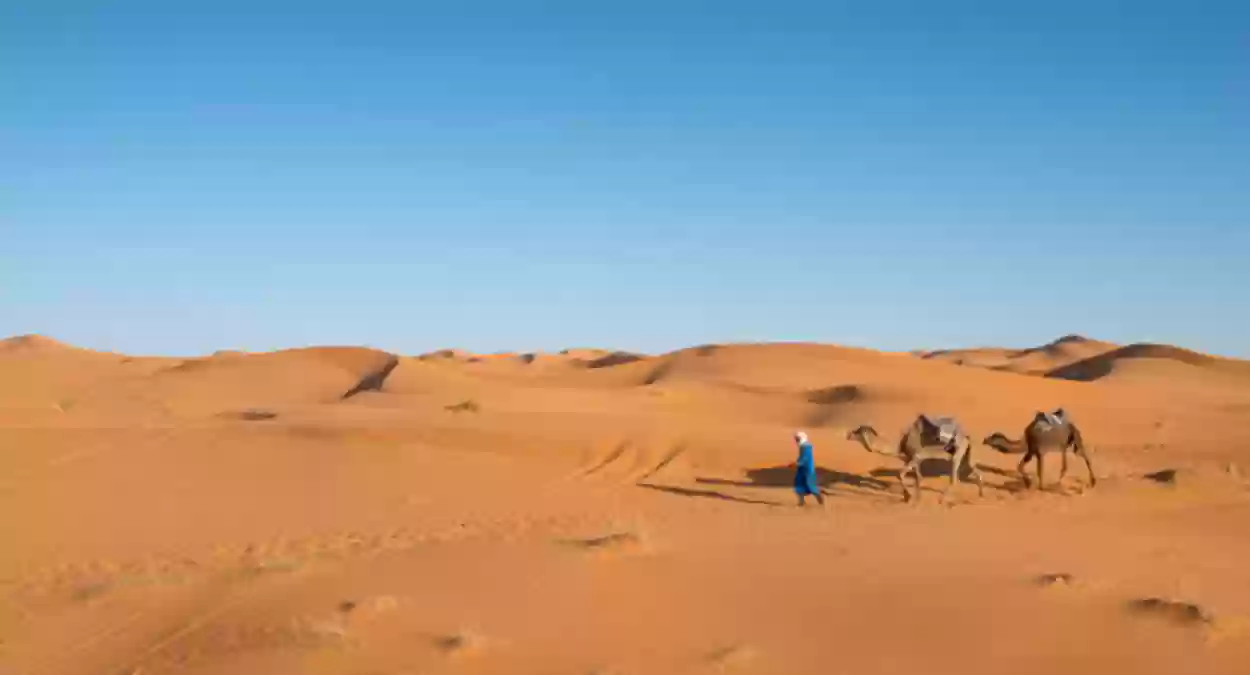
[940,446,965,504]
[898,459,922,503]
[1059,448,1070,484]
[1035,452,1045,491]
[965,449,985,498]
[895,464,912,502]
[1017,453,1033,490]
[1078,448,1097,487]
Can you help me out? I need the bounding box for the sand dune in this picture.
[1048,343,1250,383]
[3,334,1250,674]
[921,334,1120,375]
[0,334,79,353]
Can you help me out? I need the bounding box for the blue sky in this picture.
[3,1,1248,357]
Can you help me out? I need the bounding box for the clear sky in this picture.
[3,1,1248,357]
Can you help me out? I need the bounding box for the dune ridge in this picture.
[920,334,1120,375]
[1047,343,1250,382]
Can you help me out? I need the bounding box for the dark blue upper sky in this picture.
[3,1,1248,356]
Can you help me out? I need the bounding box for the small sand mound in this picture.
[706,643,758,670]
[561,531,649,556]
[445,399,481,413]
[71,580,112,603]
[574,532,641,549]
[806,384,863,404]
[1143,469,1182,485]
[1033,572,1077,588]
[436,630,488,657]
[1051,334,1095,345]
[418,348,472,361]
[163,357,214,373]
[330,595,400,627]
[222,409,279,421]
[1127,597,1215,626]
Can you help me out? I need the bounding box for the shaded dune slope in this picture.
[1047,343,1250,383]
[921,335,1119,375]
[0,343,400,418]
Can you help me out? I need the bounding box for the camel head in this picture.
[981,432,1018,452]
[846,425,878,442]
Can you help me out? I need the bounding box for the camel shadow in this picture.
[869,458,958,480]
[975,463,1032,491]
[977,464,1019,479]
[869,459,1019,493]
[697,465,892,494]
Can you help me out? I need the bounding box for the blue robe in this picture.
[794,442,820,495]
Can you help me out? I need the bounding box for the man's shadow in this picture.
[697,465,892,494]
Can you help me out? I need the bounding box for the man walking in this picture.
[793,431,825,507]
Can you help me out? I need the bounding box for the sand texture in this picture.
[3,334,1250,674]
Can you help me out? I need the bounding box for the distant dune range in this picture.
[919,334,1118,375]
[922,334,1250,393]
[1045,343,1250,383]
[4,332,1248,452]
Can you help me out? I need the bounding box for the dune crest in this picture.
[1047,343,1250,383]
[0,334,78,353]
[920,334,1119,375]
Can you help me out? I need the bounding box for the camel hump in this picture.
[1034,408,1068,428]
[918,414,962,444]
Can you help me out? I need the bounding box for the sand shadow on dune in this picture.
[636,483,780,506]
[341,354,401,400]
[698,465,891,494]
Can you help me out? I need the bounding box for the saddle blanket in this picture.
[922,415,961,444]
[1039,409,1067,427]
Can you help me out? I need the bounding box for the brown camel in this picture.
[982,411,1096,491]
[845,415,985,504]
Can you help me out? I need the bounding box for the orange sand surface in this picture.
[3,334,1250,674]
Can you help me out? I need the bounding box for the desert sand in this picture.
[2,333,1250,675]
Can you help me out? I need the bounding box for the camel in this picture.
[845,415,985,504]
[982,410,1096,491]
